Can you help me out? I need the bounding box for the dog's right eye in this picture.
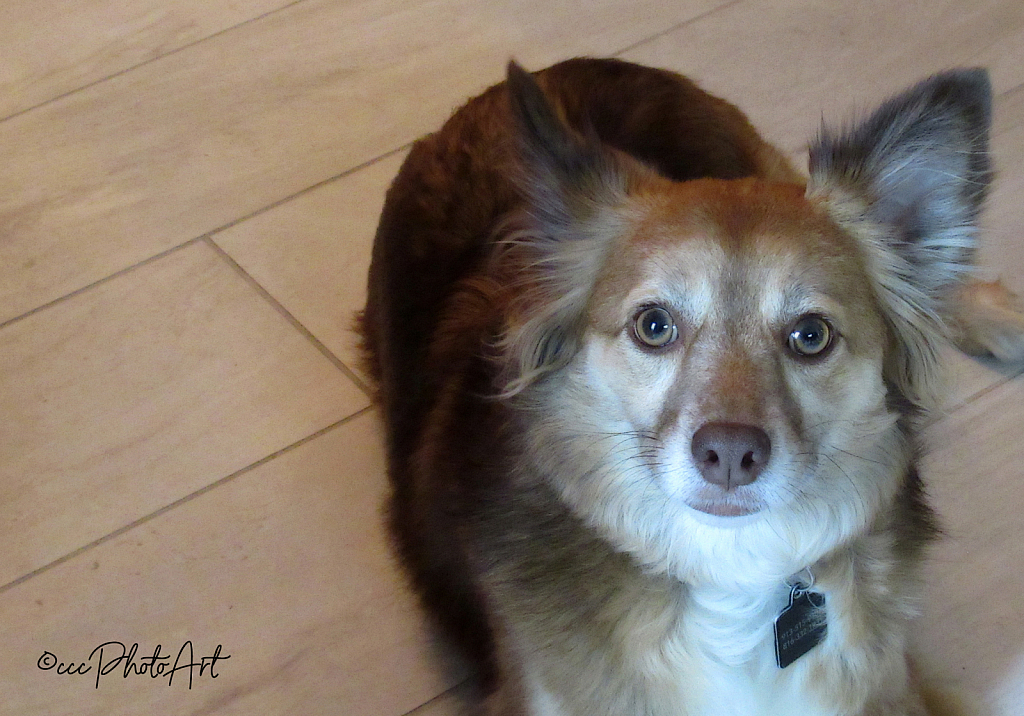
[634,306,678,348]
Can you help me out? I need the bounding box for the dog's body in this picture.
[360,58,1024,715]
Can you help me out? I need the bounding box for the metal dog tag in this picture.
[774,585,826,668]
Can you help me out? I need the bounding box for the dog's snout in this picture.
[690,422,771,489]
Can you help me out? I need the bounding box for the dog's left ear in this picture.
[808,69,993,401]
[506,60,629,233]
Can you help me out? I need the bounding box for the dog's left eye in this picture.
[787,315,833,358]
[634,306,678,348]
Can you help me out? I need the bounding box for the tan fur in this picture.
[950,278,1024,363]
[360,58,1024,716]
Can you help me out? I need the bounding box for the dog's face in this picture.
[497,64,991,585]
[519,176,911,588]
[581,178,891,522]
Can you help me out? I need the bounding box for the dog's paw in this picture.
[951,278,1024,365]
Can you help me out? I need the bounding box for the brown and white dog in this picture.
[359,58,1024,715]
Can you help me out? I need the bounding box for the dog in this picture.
[359,58,1024,715]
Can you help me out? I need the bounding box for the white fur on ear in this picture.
[807,69,993,404]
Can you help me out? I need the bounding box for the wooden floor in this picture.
[1,1,1022,714]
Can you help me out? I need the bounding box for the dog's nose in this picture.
[691,422,771,490]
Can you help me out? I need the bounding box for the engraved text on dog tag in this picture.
[774,586,826,668]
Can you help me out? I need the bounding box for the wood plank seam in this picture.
[0,0,311,126]
[204,236,372,395]
[0,406,372,597]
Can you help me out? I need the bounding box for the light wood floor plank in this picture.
[405,683,476,716]
[0,0,727,326]
[623,0,1024,156]
[0,241,367,587]
[0,0,294,120]
[918,377,1024,714]
[981,83,1024,294]
[0,413,464,716]
[214,151,407,378]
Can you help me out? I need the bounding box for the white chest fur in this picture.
[522,581,845,716]
[671,582,839,716]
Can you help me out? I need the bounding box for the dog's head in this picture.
[497,62,991,585]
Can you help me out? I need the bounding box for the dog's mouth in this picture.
[691,501,760,517]
[687,486,765,517]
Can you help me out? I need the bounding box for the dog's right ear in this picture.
[498,62,637,395]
